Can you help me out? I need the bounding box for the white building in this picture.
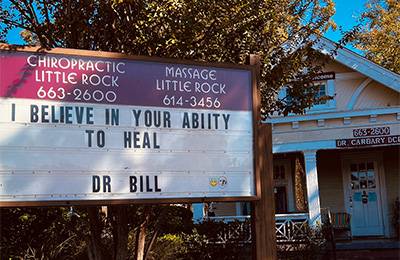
[193,38,400,239]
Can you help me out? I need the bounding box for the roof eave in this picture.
[312,37,400,93]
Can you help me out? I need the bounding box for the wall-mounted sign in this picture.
[336,135,400,148]
[0,46,256,205]
[313,72,335,81]
[352,126,390,137]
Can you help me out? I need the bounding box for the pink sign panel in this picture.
[0,50,252,111]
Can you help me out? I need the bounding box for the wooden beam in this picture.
[248,54,277,260]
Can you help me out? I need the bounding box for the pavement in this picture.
[333,239,400,260]
[335,249,399,260]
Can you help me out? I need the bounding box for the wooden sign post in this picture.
[248,54,277,260]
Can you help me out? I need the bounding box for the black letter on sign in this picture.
[97,130,105,148]
[139,176,144,192]
[30,105,39,122]
[146,176,153,192]
[11,103,16,121]
[92,175,100,192]
[124,131,132,148]
[182,112,190,128]
[103,175,111,192]
[85,130,94,147]
[155,176,161,192]
[129,176,137,192]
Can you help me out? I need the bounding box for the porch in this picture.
[195,146,399,240]
[205,213,310,244]
[272,146,399,238]
[204,212,400,258]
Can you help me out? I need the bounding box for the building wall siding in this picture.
[383,148,400,237]
[273,119,399,146]
[355,82,400,109]
[335,78,365,110]
[317,150,345,213]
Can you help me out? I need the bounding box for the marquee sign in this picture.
[336,135,400,148]
[0,46,256,205]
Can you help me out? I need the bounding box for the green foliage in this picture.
[0,207,88,259]
[0,1,338,258]
[276,223,331,260]
[0,205,193,259]
[170,220,252,260]
[154,219,330,260]
[350,0,400,73]
[0,0,336,116]
[147,234,186,260]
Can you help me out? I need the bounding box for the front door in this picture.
[344,159,384,236]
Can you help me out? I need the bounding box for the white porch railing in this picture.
[202,215,252,244]
[204,213,310,243]
[275,213,309,243]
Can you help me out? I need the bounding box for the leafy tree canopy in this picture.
[0,0,336,116]
[0,1,337,258]
[351,0,400,73]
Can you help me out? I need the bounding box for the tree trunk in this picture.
[87,207,104,260]
[144,229,158,260]
[112,205,129,260]
[135,208,150,260]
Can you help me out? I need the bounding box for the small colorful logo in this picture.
[218,176,227,188]
[209,176,228,189]
[209,178,218,187]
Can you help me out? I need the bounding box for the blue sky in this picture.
[5,0,366,53]
[325,0,366,53]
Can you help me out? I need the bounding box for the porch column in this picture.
[304,150,321,226]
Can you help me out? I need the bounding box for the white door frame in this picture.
[341,151,390,237]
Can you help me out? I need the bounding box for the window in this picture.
[274,165,286,180]
[308,79,335,111]
[278,79,336,113]
[313,83,327,105]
